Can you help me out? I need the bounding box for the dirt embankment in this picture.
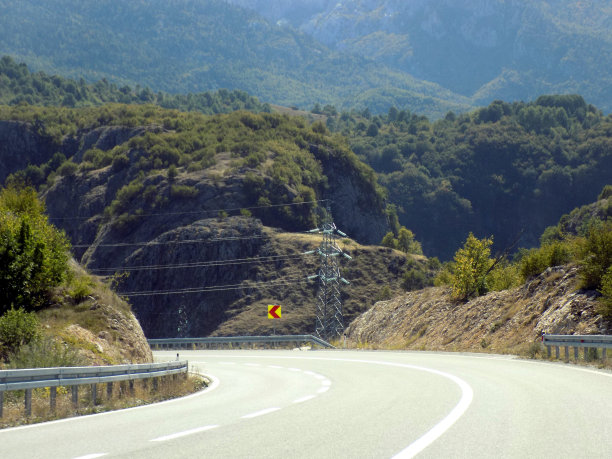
[346,265,610,354]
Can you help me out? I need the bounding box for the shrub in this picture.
[597,266,612,318]
[579,221,612,289]
[68,274,95,302]
[170,185,198,199]
[0,308,40,359]
[519,240,573,280]
[0,186,70,312]
[8,336,86,368]
[57,160,78,177]
[402,268,428,291]
[111,153,130,172]
[451,233,493,301]
[488,263,522,291]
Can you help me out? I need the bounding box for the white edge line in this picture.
[241,407,281,419]
[293,395,316,404]
[0,369,220,434]
[317,386,329,394]
[151,424,219,442]
[391,366,473,458]
[72,454,108,459]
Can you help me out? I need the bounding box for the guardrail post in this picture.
[129,379,134,396]
[50,386,57,413]
[564,346,569,362]
[603,348,607,361]
[1,390,4,418]
[546,345,551,358]
[72,385,79,408]
[25,389,32,416]
[583,348,588,361]
[555,346,560,359]
[106,382,113,400]
[91,384,98,405]
[153,377,158,392]
[573,346,579,361]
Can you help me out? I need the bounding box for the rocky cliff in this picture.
[346,265,610,353]
[0,112,404,339]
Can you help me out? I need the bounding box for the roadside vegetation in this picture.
[0,373,207,429]
[431,185,612,317]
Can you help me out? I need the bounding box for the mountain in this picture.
[0,103,432,338]
[228,0,612,113]
[328,95,612,260]
[0,0,472,118]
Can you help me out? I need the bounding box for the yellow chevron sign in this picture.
[268,305,281,319]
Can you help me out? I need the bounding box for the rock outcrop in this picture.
[346,265,609,353]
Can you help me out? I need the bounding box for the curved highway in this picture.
[1,350,611,458]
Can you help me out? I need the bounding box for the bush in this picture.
[579,221,612,289]
[57,160,78,177]
[402,268,428,291]
[0,186,70,312]
[597,266,612,318]
[451,233,493,301]
[0,308,40,359]
[519,241,573,280]
[111,153,130,172]
[170,185,198,199]
[8,336,86,368]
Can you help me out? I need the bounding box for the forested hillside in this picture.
[0,56,269,114]
[0,0,471,117]
[0,103,405,337]
[230,0,612,113]
[327,95,612,259]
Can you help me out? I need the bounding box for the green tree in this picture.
[579,221,612,289]
[0,186,70,313]
[451,233,493,301]
[0,307,40,359]
[598,266,612,318]
[397,227,423,255]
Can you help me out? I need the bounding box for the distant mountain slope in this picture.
[229,0,612,113]
[0,56,269,114]
[0,0,472,117]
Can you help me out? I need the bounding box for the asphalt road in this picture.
[1,350,611,458]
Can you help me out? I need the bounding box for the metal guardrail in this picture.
[542,334,612,361]
[148,334,335,349]
[0,361,188,391]
[0,361,188,417]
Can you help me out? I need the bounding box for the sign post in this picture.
[268,305,281,336]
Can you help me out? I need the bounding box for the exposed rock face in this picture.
[346,265,609,353]
[0,120,57,183]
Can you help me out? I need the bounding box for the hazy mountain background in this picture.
[228,0,612,113]
[0,0,473,118]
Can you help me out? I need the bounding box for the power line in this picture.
[119,277,312,297]
[50,199,326,221]
[72,234,269,248]
[90,253,311,273]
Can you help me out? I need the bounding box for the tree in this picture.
[579,221,612,289]
[397,227,423,255]
[0,186,70,313]
[451,233,493,301]
[0,307,40,359]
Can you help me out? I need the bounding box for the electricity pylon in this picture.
[305,203,351,342]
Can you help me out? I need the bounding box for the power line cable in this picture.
[119,277,312,297]
[90,253,312,272]
[72,234,269,248]
[50,198,326,221]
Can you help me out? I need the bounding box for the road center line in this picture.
[293,395,316,404]
[151,425,219,442]
[241,407,281,419]
[72,454,108,459]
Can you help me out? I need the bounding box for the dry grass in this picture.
[0,373,207,429]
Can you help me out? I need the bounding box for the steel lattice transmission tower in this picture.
[305,203,352,342]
